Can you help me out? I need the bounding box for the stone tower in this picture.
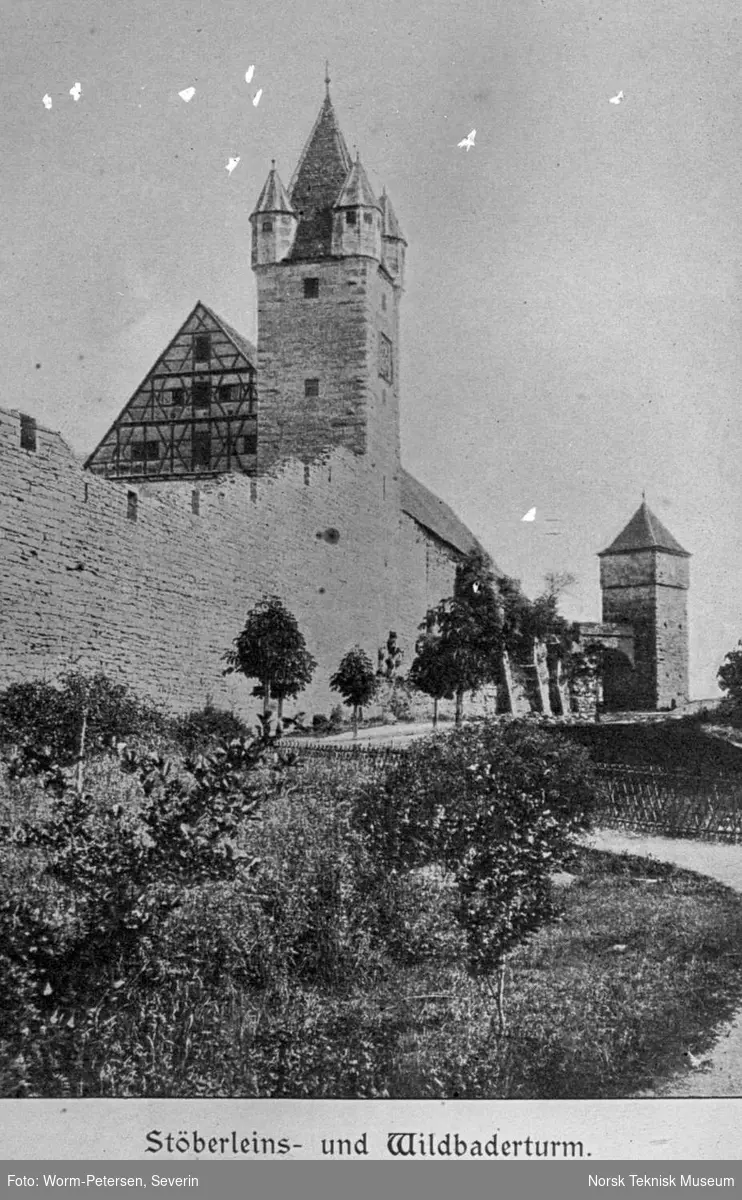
[598,501,690,710]
[248,74,407,482]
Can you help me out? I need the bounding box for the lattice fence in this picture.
[594,764,742,843]
[294,742,742,845]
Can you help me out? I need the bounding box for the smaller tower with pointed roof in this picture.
[331,152,382,259]
[598,500,690,710]
[250,162,297,266]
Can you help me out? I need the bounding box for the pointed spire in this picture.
[335,153,380,210]
[380,189,406,243]
[250,161,295,216]
[599,501,690,558]
[287,84,353,259]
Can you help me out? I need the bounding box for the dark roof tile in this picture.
[400,468,498,566]
[599,501,690,557]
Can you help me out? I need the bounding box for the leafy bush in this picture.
[354,720,600,1020]
[0,732,285,1092]
[718,641,742,719]
[0,674,166,764]
[174,705,250,754]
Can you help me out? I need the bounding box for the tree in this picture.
[330,647,378,737]
[718,641,742,713]
[224,596,316,734]
[377,630,403,680]
[408,629,455,727]
[423,550,504,724]
[354,719,598,1032]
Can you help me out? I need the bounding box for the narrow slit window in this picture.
[127,491,138,521]
[20,414,37,452]
[378,333,393,383]
[304,378,319,398]
[193,333,211,363]
[303,277,319,298]
[191,490,200,515]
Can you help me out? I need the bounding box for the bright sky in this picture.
[2,0,739,698]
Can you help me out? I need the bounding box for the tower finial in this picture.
[325,60,331,96]
[642,488,646,502]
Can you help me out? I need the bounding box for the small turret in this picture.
[331,152,382,259]
[249,162,297,266]
[380,189,406,287]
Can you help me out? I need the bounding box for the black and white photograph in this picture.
[1,0,741,1161]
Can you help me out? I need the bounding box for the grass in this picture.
[3,753,742,1099]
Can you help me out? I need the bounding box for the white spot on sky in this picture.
[42,94,53,110]
[609,90,624,105]
[69,82,82,102]
[252,88,263,107]
[225,156,240,175]
[245,65,255,83]
[457,129,476,151]
[179,87,196,103]
[521,507,537,522]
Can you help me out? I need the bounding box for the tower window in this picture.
[193,381,211,410]
[127,491,138,521]
[304,378,319,398]
[218,384,234,402]
[191,490,200,515]
[378,333,393,383]
[20,414,37,451]
[170,387,185,406]
[262,218,274,233]
[131,439,159,462]
[363,212,373,225]
[192,430,211,469]
[193,334,211,362]
[345,210,357,226]
[303,277,319,298]
[243,433,258,455]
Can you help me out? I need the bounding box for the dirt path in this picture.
[586,828,742,1096]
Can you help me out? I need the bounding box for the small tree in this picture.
[354,719,598,1032]
[408,629,455,727]
[377,630,403,680]
[718,641,742,715]
[423,550,504,724]
[224,596,316,734]
[330,647,378,737]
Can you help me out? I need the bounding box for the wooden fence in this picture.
[594,764,742,844]
[294,742,742,844]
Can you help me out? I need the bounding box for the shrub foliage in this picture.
[355,721,598,1001]
[0,674,165,764]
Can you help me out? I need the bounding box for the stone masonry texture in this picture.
[0,408,459,720]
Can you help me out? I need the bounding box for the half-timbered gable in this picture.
[85,302,258,481]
